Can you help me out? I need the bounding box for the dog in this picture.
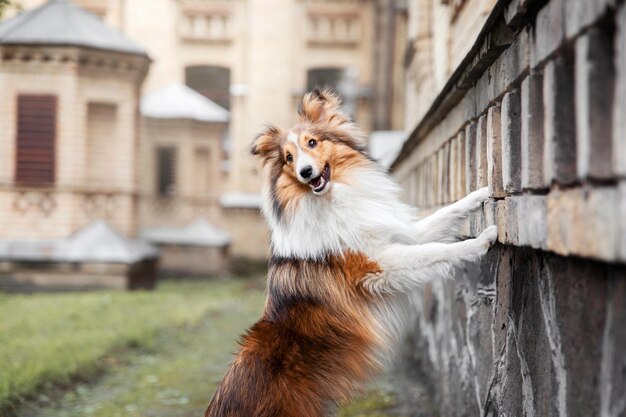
[204,89,497,417]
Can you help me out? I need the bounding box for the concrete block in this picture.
[575,28,614,180]
[457,130,467,201]
[533,0,565,66]
[614,5,626,176]
[466,121,478,193]
[477,114,489,188]
[487,105,505,198]
[501,90,522,193]
[521,73,547,190]
[543,54,577,186]
[564,0,615,40]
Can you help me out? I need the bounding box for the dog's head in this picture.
[251,89,370,214]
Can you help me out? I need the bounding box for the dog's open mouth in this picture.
[309,164,331,194]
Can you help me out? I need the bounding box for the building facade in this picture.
[4,0,404,259]
[0,0,150,239]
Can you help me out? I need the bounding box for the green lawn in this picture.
[1,278,400,417]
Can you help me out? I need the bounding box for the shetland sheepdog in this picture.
[205,89,497,417]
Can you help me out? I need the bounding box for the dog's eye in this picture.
[286,153,293,163]
[308,139,317,148]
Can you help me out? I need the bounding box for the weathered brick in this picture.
[521,73,547,190]
[466,121,478,193]
[578,187,619,261]
[484,200,498,228]
[620,182,626,262]
[443,143,451,204]
[543,54,577,186]
[564,0,615,40]
[532,0,565,66]
[450,137,458,202]
[477,114,489,188]
[487,105,505,198]
[547,255,608,417]
[457,130,467,201]
[575,27,614,180]
[513,250,559,417]
[547,188,580,256]
[496,200,506,244]
[501,90,522,193]
[490,29,530,102]
[604,272,626,414]
[517,194,548,250]
[614,4,626,176]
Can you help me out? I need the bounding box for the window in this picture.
[307,67,358,119]
[86,103,117,186]
[185,66,231,110]
[15,95,57,186]
[156,147,176,196]
[193,148,211,196]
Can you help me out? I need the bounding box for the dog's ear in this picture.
[298,88,347,124]
[250,125,282,158]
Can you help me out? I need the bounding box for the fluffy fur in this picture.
[205,89,497,417]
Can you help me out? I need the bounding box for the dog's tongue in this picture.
[310,176,322,188]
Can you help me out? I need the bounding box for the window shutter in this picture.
[15,95,57,185]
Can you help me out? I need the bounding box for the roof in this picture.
[141,84,230,123]
[220,192,262,209]
[368,131,407,169]
[0,220,159,264]
[0,0,148,56]
[140,219,232,247]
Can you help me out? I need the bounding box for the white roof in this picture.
[141,83,229,123]
[0,220,159,264]
[220,192,262,209]
[368,130,407,168]
[58,220,159,263]
[140,219,231,247]
[0,0,147,56]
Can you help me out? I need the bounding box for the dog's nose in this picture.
[300,166,313,179]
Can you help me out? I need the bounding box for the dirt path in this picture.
[15,284,401,417]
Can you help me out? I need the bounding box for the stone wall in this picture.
[392,0,626,415]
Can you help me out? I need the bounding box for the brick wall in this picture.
[393,0,626,415]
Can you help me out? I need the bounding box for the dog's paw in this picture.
[464,187,491,211]
[476,225,498,249]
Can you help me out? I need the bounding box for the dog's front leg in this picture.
[364,225,497,294]
[410,187,490,244]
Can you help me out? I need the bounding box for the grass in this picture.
[0,279,263,415]
[1,278,400,417]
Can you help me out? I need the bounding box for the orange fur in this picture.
[205,252,384,417]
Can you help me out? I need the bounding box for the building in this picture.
[391,0,626,416]
[0,0,150,239]
[6,0,405,259]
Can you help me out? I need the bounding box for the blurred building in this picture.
[2,0,406,261]
[0,0,150,238]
